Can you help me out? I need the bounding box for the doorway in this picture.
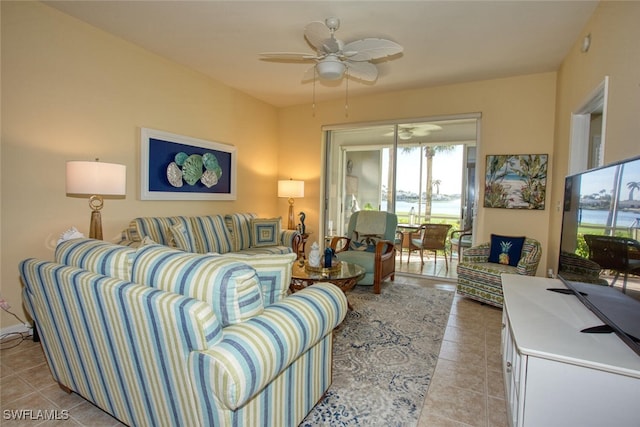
[322,115,480,280]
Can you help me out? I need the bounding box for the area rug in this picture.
[301,282,455,426]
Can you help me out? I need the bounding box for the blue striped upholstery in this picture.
[170,222,197,252]
[226,213,258,252]
[20,240,348,427]
[456,238,542,307]
[134,216,185,246]
[280,229,298,247]
[190,215,234,254]
[55,238,135,281]
[132,244,264,326]
[219,252,296,305]
[20,259,222,427]
[119,214,297,255]
[189,283,346,424]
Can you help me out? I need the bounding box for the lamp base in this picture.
[287,198,295,230]
[89,195,104,240]
[89,210,103,240]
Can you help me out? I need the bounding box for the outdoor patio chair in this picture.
[407,223,452,271]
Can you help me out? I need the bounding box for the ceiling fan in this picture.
[259,17,403,83]
[386,124,443,140]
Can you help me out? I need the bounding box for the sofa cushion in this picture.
[171,222,197,252]
[226,213,258,252]
[219,252,296,305]
[131,217,180,247]
[190,215,234,254]
[131,244,264,326]
[55,238,135,281]
[488,234,525,267]
[349,231,384,253]
[250,218,281,247]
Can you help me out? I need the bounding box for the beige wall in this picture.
[278,72,558,274]
[547,1,640,271]
[1,2,279,327]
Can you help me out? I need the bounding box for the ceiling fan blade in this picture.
[346,61,378,82]
[304,21,332,51]
[342,38,403,61]
[259,52,318,62]
[301,65,317,82]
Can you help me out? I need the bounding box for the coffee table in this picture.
[290,261,365,308]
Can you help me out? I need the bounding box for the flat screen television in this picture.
[557,154,640,357]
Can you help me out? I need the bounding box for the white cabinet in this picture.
[501,274,640,427]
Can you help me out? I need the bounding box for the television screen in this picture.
[558,155,640,357]
[559,155,640,284]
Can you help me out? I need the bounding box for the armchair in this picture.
[330,211,398,294]
[456,237,541,307]
[407,223,452,271]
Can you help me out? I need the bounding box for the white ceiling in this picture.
[44,1,599,108]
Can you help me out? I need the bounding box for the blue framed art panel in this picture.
[140,128,237,200]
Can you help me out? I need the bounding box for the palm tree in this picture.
[433,179,442,195]
[422,145,455,220]
[399,144,454,221]
[627,181,640,200]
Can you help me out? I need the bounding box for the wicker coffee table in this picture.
[290,261,365,308]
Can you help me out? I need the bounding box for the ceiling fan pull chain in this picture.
[344,73,349,117]
[312,67,317,117]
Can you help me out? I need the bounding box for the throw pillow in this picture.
[190,215,234,254]
[348,231,384,253]
[488,234,526,267]
[250,218,281,247]
[221,252,296,305]
[131,244,264,327]
[170,222,196,252]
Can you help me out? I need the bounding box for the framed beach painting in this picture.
[484,154,548,209]
[140,128,236,200]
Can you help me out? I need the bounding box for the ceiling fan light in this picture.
[398,129,413,140]
[316,57,346,80]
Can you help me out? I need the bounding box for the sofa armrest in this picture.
[516,239,542,276]
[280,229,300,249]
[189,283,348,410]
[460,242,491,263]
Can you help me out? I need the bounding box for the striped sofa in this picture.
[456,238,542,308]
[119,213,300,256]
[20,238,347,426]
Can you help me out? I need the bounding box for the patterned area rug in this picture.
[301,282,454,426]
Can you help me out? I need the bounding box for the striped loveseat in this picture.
[20,238,347,426]
[119,213,300,256]
[456,238,542,308]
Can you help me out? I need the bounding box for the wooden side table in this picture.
[295,232,310,260]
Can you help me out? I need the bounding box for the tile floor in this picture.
[0,276,507,426]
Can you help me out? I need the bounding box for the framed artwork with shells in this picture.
[140,127,236,200]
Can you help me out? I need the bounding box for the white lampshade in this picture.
[278,179,304,198]
[66,160,126,196]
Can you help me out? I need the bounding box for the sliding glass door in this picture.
[323,116,479,242]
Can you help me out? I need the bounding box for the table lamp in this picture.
[66,159,126,240]
[278,179,304,230]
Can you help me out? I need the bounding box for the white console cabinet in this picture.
[501,274,640,427]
